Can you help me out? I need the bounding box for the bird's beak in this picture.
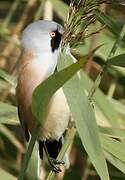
[54,66,57,73]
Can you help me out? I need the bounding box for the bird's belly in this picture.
[39,88,70,141]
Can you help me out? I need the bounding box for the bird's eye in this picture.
[50,31,56,38]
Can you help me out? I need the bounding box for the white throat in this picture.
[30,51,59,80]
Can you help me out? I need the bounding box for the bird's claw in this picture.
[48,157,64,173]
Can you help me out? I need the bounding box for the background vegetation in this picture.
[0,0,125,180]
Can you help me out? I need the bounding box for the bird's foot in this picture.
[48,157,64,173]
[49,157,64,165]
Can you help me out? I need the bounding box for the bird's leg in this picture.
[49,157,64,165]
[42,142,64,173]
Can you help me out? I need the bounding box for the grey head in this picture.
[21,20,64,54]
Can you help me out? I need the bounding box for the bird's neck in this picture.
[20,50,59,79]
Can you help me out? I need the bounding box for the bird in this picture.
[16,20,70,173]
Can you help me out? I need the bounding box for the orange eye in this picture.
[50,31,56,38]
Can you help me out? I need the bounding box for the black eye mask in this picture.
[50,30,62,52]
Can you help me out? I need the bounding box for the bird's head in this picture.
[21,20,64,55]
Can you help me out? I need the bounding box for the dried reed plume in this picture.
[62,0,124,47]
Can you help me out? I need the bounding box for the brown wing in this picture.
[17,83,30,142]
[18,104,30,142]
[16,51,34,142]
